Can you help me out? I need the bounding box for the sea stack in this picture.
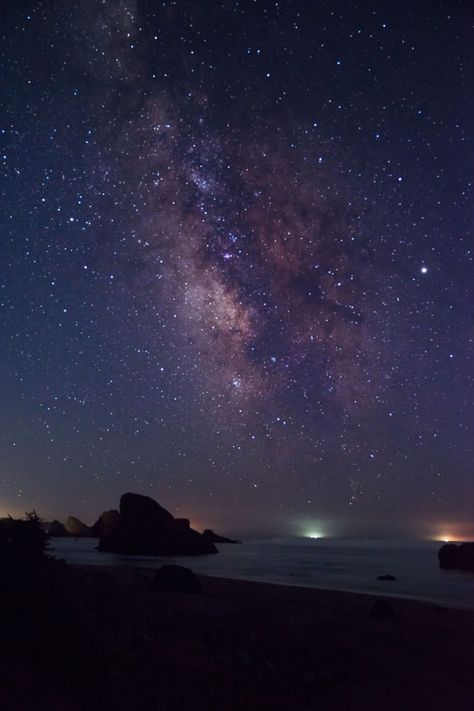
[47,519,68,537]
[98,493,218,556]
[65,516,92,537]
[438,542,474,571]
[91,510,120,537]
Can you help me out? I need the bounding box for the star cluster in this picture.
[0,0,472,536]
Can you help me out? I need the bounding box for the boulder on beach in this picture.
[202,529,241,544]
[47,519,68,537]
[65,516,92,537]
[91,510,120,537]
[150,564,202,594]
[98,493,218,556]
[438,542,474,571]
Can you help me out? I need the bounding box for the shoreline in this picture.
[68,560,474,612]
[50,535,474,612]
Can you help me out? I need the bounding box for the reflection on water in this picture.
[50,536,474,609]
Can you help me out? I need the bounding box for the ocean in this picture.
[50,536,474,609]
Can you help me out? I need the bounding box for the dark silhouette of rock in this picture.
[370,599,395,619]
[150,564,202,594]
[202,529,241,544]
[98,493,218,556]
[91,510,120,537]
[438,543,459,568]
[65,516,92,537]
[175,518,191,531]
[47,519,68,537]
[438,542,474,570]
[376,574,396,581]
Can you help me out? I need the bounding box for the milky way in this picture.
[0,0,472,536]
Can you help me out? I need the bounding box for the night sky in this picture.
[1,0,472,538]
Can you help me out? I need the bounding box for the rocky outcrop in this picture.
[439,542,474,570]
[150,565,202,593]
[202,529,241,544]
[47,519,68,537]
[98,493,218,556]
[65,516,92,537]
[47,511,121,538]
[175,518,191,532]
[91,510,120,538]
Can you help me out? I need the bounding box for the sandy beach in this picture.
[2,564,474,710]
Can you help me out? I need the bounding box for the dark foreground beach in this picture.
[1,564,474,711]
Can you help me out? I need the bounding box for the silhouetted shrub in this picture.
[0,511,108,706]
[0,510,49,567]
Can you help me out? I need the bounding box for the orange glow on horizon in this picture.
[427,523,474,544]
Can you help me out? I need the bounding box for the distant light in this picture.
[307,532,321,540]
[421,266,428,274]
